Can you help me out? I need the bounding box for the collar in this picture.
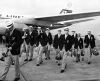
[58,34,61,36]
[78,37,80,40]
[10,28,15,35]
[65,34,68,36]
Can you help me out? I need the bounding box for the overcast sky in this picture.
[0,0,100,17]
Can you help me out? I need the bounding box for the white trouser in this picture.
[25,42,35,60]
[0,51,20,80]
[55,48,63,64]
[61,50,72,70]
[84,47,92,62]
[37,44,45,64]
[45,44,51,59]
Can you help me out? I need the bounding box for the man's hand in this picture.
[22,36,26,39]
[8,47,12,50]
[2,36,6,40]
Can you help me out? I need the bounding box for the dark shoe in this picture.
[40,61,43,64]
[76,60,78,63]
[60,69,65,73]
[65,64,67,69]
[78,59,80,62]
[0,80,3,81]
[88,62,91,64]
[45,58,48,60]
[12,62,14,65]
[36,64,40,66]
[24,59,28,61]
[48,57,50,60]
[29,59,32,61]
[58,63,61,66]
[14,77,20,81]
[0,57,5,61]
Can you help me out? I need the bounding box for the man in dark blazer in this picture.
[60,28,72,73]
[44,28,52,60]
[36,27,47,66]
[71,31,77,44]
[53,30,63,66]
[84,31,96,64]
[71,31,77,57]
[0,22,23,81]
[74,33,84,62]
[29,26,38,61]
[22,26,37,61]
[22,28,30,61]
[53,30,63,51]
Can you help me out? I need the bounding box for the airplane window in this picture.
[13,15,17,18]
[18,16,20,18]
[15,16,17,18]
[6,15,8,17]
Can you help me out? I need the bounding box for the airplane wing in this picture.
[12,11,100,29]
[15,11,100,26]
[35,11,100,23]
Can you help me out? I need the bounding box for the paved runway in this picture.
[0,43,100,81]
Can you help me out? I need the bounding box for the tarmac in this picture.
[0,42,100,81]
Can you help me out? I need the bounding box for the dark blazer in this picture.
[84,34,95,48]
[71,34,77,45]
[45,32,52,45]
[62,34,72,52]
[53,34,63,50]
[74,37,83,49]
[23,29,30,45]
[29,30,37,46]
[24,30,37,46]
[5,29,23,55]
[36,32,47,46]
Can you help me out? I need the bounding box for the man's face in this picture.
[37,28,41,32]
[72,31,75,35]
[8,25,14,32]
[65,30,69,35]
[58,31,61,34]
[46,29,49,33]
[29,27,33,32]
[77,33,81,37]
[88,31,91,35]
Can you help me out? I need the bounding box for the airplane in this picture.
[0,11,100,36]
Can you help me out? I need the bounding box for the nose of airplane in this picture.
[0,26,7,34]
[0,21,7,34]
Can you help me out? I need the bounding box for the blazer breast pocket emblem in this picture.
[12,37,15,40]
[67,40,69,43]
[91,37,93,40]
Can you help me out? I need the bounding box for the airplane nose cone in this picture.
[0,21,7,34]
[0,26,6,34]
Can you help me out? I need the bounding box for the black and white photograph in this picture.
[0,0,100,81]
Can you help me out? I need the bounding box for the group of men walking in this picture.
[53,29,96,73]
[0,21,96,81]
